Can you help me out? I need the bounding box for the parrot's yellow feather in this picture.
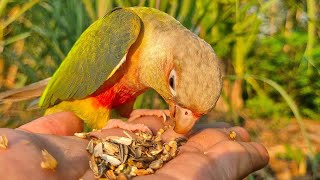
[45,98,110,129]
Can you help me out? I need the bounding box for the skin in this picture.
[0,112,269,180]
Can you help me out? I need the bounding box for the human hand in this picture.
[0,112,269,180]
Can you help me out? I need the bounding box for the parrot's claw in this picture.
[103,119,152,134]
[128,109,170,123]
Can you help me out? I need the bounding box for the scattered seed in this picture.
[105,169,117,180]
[229,131,237,140]
[0,135,8,149]
[40,149,57,170]
[74,132,89,139]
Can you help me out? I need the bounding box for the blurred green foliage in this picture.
[276,144,305,164]
[0,0,319,123]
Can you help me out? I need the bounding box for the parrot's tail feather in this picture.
[0,78,51,104]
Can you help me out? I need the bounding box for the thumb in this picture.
[18,112,83,136]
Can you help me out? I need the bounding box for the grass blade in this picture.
[2,0,40,29]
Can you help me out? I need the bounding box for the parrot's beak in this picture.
[170,104,200,134]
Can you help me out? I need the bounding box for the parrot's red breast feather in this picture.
[90,83,138,108]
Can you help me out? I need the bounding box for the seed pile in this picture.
[86,127,187,179]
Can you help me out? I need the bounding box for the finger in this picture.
[103,116,166,136]
[18,112,83,136]
[190,122,231,134]
[205,141,269,179]
[80,169,95,180]
[125,116,165,134]
[183,127,251,153]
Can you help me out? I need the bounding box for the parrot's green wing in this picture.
[39,8,141,108]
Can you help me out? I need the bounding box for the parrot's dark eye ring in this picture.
[168,69,177,96]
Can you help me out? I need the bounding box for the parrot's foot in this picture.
[103,119,152,134]
[128,109,170,123]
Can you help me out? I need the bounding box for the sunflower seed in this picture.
[89,155,99,177]
[101,154,121,166]
[93,142,103,157]
[119,144,128,163]
[86,139,94,154]
[107,136,132,146]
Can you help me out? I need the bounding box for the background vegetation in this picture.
[0,0,319,179]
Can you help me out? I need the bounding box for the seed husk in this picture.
[103,141,119,155]
[120,144,129,163]
[40,149,58,170]
[0,135,8,149]
[175,137,188,146]
[89,155,99,177]
[86,139,94,153]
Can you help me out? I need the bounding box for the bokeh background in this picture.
[0,0,319,179]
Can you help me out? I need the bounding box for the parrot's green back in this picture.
[39,8,141,108]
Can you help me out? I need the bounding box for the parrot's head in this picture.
[139,28,222,134]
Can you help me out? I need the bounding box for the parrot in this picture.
[0,7,222,134]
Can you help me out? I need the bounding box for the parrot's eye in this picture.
[168,69,177,96]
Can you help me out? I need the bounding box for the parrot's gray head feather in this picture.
[167,29,222,114]
[137,9,222,115]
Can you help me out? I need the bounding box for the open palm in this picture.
[0,112,268,180]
